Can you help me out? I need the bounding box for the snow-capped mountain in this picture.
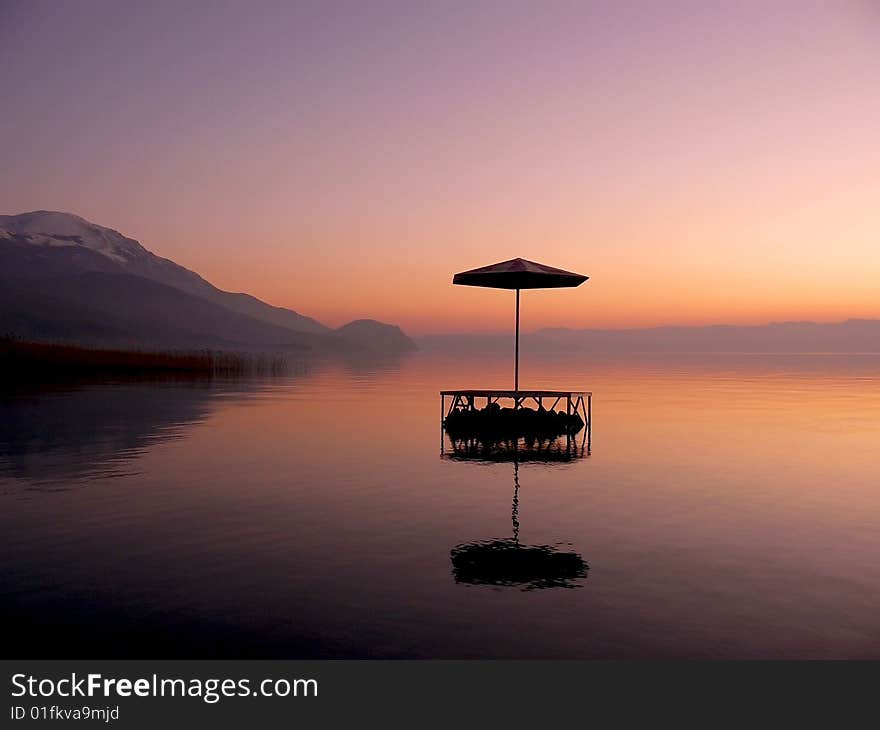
[0,211,328,335]
[0,210,416,354]
[0,211,151,264]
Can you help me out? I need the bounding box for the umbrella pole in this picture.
[514,287,520,392]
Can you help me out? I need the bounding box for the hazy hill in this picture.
[334,319,418,353]
[419,320,880,354]
[535,320,880,353]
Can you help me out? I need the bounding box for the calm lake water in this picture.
[2,352,879,658]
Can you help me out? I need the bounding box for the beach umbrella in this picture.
[453,258,588,390]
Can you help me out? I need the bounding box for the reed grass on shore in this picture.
[0,337,287,376]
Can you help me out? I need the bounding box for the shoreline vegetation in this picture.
[0,337,287,376]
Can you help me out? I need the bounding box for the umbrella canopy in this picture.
[453,257,588,290]
[452,258,588,390]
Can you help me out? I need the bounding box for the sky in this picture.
[1,0,878,334]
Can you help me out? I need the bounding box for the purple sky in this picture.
[2,1,878,332]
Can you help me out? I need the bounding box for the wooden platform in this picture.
[440,389,591,426]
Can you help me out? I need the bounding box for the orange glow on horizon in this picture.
[148,173,880,334]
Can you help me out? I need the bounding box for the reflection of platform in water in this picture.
[442,433,589,462]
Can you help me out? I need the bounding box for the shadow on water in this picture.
[0,363,418,659]
[450,461,589,590]
[0,348,409,490]
[443,427,591,591]
[0,369,307,488]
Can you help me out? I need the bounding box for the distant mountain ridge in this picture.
[419,319,880,354]
[0,211,415,355]
[532,319,880,352]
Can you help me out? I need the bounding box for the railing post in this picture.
[440,393,444,455]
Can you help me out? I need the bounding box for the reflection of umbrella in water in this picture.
[450,462,589,591]
[453,258,588,391]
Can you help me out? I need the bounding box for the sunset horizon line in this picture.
[5,207,878,337]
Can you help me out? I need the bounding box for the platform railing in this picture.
[440,389,591,428]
